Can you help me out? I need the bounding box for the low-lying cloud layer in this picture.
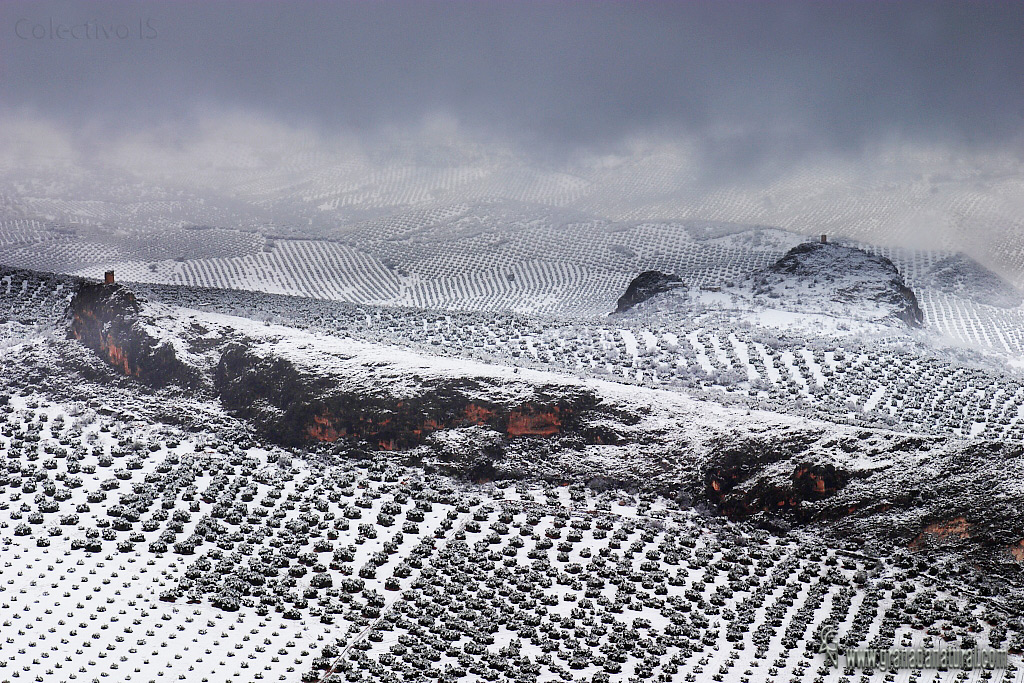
[0,1,1022,280]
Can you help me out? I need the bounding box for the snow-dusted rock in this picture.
[747,241,924,326]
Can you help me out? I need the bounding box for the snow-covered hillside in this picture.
[2,142,1024,683]
[3,267,1024,683]
[742,242,923,326]
[924,253,1024,309]
[5,207,1024,365]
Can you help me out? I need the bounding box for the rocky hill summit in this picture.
[748,241,924,326]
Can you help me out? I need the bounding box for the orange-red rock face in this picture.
[308,414,341,442]
[100,333,137,377]
[302,401,569,448]
[706,460,850,519]
[70,289,140,377]
[68,282,199,387]
[793,464,840,496]
[72,314,137,377]
[909,517,970,549]
[1010,540,1024,562]
[507,407,562,437]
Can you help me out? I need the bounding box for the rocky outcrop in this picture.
[756,242,924,326]
[614,270,683,313]
[68,281,202,388]
[696,430,1024,570]
[700,429,848,516]
[53,279,1024,583]
[214,341,603,449]
[894,282,924,326]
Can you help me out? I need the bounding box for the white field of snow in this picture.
[2,389,1021,683]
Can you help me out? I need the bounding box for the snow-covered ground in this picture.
[117,276,1024,444]
[2,390,1020,683]
[2,210,1024,683]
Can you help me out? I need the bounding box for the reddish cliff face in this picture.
[507,406,563,437]
[69,282,142,375]
[66,281,603,450]
[702,432,857,521]
[706,464,853,518]
[303,403,567,448]
[68,282,201,388]
[909,517,970,549]
[215,342,600,449]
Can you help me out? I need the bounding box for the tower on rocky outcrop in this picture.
[820,234,827,244]
[104,270,115,284]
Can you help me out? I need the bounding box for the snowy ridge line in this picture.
[186,299,1024,442]
[5,260,1022,444]
[3,305,1024,681]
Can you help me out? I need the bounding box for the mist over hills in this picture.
[2,114,1023,290]
[2,3,1024,681]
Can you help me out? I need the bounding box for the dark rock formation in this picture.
[894,283,925,326]
[614,270,683,313]
[694,427,1024,577]
[701,429,842,516]
[214,342,602,449]
[761,242,923,326]
[68,282,202,388]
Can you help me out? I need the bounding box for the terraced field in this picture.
[0,269,74,323]
[3,166,1023,366]
[2,135,1023,327]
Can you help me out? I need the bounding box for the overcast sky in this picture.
[1,0,1022,163]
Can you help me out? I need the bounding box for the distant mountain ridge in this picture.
[925,253,1023,309]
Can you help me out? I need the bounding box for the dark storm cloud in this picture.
[1,0,1022,157]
